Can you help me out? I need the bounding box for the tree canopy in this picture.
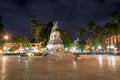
[11,35,30,49]
[0,16,5,46]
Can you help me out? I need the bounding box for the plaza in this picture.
[0,55,120,80]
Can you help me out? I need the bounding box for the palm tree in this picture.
[77,21,103,53]
[77,40,86,53]
[94,25,108,52]
[77,27,86,40]
[86,21,96,38]
[113,13,120,26]
[86,21,98,53]
[0,16,5,33]
[112,13,120,52]
[77,21,99,52]
[104,22,114,53]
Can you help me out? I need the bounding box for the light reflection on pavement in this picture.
[0,55,120,80]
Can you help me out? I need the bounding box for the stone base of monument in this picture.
[48,51,64,59]
[47,50,74,61]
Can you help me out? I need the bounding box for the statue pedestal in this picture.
[47,52,74,61]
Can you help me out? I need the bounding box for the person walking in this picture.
[73,53,79,63]
[42,48,49,57]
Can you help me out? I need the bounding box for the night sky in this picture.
[0,0,120,39]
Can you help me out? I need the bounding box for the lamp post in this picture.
[4,35,9,41]
[107,45,115,54]
[98,45,102,53]
[3,35,9,53]
[92,46,95,54]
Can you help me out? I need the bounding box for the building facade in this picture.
[103,35,120,52]
[29,17,47,43]
[0,43,43,53]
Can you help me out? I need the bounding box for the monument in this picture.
[46,21,64,54]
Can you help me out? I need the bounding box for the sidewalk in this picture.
[0,55,120,80]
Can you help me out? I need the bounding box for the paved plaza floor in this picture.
[0,54,120,80]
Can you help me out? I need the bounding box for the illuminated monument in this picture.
[47,22,64,54]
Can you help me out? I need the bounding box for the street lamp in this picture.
[98,45,102,53]
[98,45,102,50]
[4,35,9,41]
[3,35,9,53]
[107,45,115,53]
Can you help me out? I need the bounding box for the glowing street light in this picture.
[110,45,115,49]
[107,45,115,49]
[98,45,102,52]
[92,47,95,50]
[107,45,115,53]
[3,35,9,53]
[4,35,9,41]
[98,45,102,49]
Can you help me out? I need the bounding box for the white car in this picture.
[27,52,34,56]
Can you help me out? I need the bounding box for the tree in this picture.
[60,30,73,48]
[112,13,120,52]
[83,21,97,51]
[0,16,5,33]
[77,21,105,52]
[86,21,96,38]
[113,13,120,26]
[0,16,5,47]
[77,40,86,53]
[10,35,30,50]
[103,22,114,52]
[39,22,53,47]
[77,27,86,40]
[94,25,104,50]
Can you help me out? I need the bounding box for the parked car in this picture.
[27,52,34,56]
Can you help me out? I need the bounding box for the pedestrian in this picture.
[42,48,49,57]
[73,53,79,63]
